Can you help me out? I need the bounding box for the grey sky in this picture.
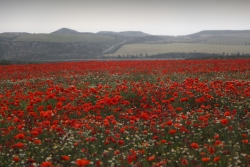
[0,0,250,35]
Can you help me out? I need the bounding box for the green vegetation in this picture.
[201,35,250,45]
[0,59,12,65]
[1,29,250,60]
[188,30,250,45]
[106,43,250,57]
[12,34,115,42]
[0,34,19,38]
[0,34,20,41]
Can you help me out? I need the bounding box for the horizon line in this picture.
[1,28,250,36]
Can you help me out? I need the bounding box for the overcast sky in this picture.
[1,0,250,35]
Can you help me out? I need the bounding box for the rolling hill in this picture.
[50,28,80,34]
[1,28,250,61]
[97,31,149,37]
[188,30,250,37]
[11,33,115,42]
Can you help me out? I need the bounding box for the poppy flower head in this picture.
[208,146,216,154]
[76,159,90,167]
[220,119,229,125]
[13,157,20,162]
[61,155,70,161]
[213,156,220,163]
[190,142,199,149]
[147,155,155,161]
[168,129,177,135]
[40,161,53,167]
[180,158,188,166]
[202,157,210,162]
[15,142,24,148]
[242,139,249,144]
[15,133,25,139]
[161,139,167,144]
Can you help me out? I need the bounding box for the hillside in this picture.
[0,32,30,41]
[50,28,80,34]
[1,28,250,61]
[0,28,122,61]
[11,33,115,43]
[97,31,149,37]
[188,30,250,37]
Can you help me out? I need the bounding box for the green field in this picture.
[11,34,115,42]
[0,33,19,39]
[106,43,250,57]
[201,35,250,45]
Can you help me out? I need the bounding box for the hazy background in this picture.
[1,0,250,35]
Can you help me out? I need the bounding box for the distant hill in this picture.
[118,31,149,37]
[50,28,80,34]
[97,31,149,37]
[128,35,165,44]
[97,31,116,35]
[1,28,250,61]
[188,30,250,37]
[2,32,30,35]
[0,32,31,41]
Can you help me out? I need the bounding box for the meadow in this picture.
[0,60,250,166]
[106,43,250,57]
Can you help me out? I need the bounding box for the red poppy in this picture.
[15,142,24,148]
[241,134,248,138]
[180,97,188,102]
[190,142,199,149]
[118,140,125,145]
[153,136,159,140]
[15,133,25,139]
[28,158,35,163]
[200,152,206,157]
[168,129,177,135]
[213,156,220,163]
[180,158,188,166]
[220,119,229,125]
[147,155,155,161]
[224,111,231,116]
[214,140,223,146]
[61,155,70,161]
[96,160,101,166]
[214,134,219,139]
[242,139,249,144]
[127,151,137,164]
[40,161,53,167]
[76,159,90,166]
[208,146,216,154]
[34,139,42,145]
[181,115,188,120]
[13,157,20,162]
[30,130,39,137]
[161,139,167,144]
[202,157,210,162]
[166,120,173,126]
[114,150,120,155]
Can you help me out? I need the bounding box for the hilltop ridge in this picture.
[2,28,250,37]
[188,30,250,37]
[97,31,149,37]
[50,28,80,34]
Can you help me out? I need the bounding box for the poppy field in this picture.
[0,60,250,167]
